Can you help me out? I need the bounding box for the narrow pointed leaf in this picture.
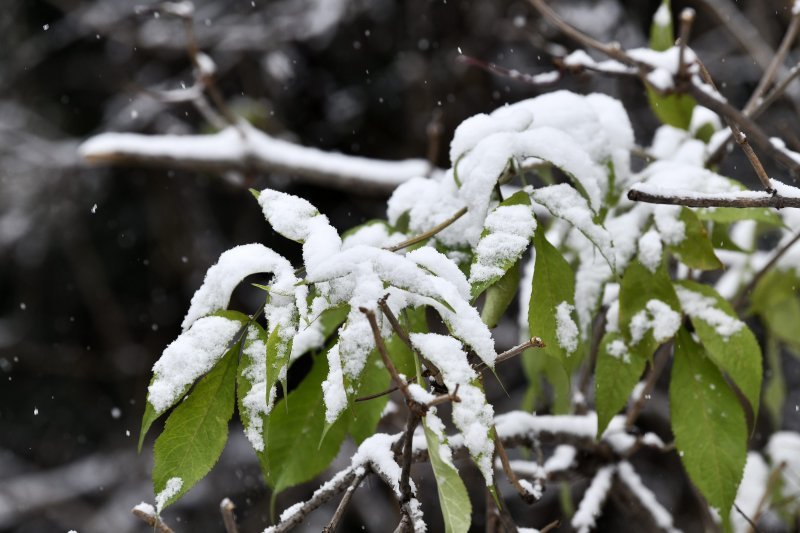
[595,332,647,437]
[152,341,240,511]
[480,260,521,328]
[424,422,472,533]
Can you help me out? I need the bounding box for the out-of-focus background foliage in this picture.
[2,0,800,531]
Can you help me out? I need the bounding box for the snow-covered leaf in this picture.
[619,261,680,351]
[480,259,521,329]
[152,338,240,511]
[676,280,762,415]
[670,327,746,529]
[237,323,272,452]
[469,191,535,298]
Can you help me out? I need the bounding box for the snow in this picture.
[638,229,663,272]
[606,339,629,363]
[133,502,156,516]
[555,301,579,354]
[630,300,681,346]
[647,68,674,91]
[80,122,429,192]
[408,383,436,404]
[771,178,800,199]
[617,462,680,533]
[653,2,671,26]
[689,106,721,137]
[628,46,697,76]
[181,243,297,331]
[410,333,495,484]
[794,0,800,15]
[675,286,744,339]
[155,477,183,513]
[195,52,216,76]
[732,453,768,533]
[544,445,577,474]
[469,203,536,289]
[409,246,471,301]
[532,184,615,269]
[149,315,242,413]
[572,465,615,533]
[767,431,800,500]
[653,205,685,245]
[240,326,271,451]
[351,433,404,497]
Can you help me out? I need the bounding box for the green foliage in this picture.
[529,227,581,374]
[347,349,391,444]
[424,422,472,533]
[594,332,646,437]
[261,351,348,496]
[152,342,240,511]
[670,328,746,530]
[750,269,800,351]
[646,0,696,129]
[480,259,521,328]
[670,208,722,270]
[619,261,680,347]
[677,280,762,415]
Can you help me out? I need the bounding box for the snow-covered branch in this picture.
[628,179,800,209]
[79,122,430,194]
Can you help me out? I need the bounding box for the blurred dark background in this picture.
[2,0,800,531]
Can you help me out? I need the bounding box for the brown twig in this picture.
[385,206,468,252]
[360,307,414,402]
[377,296,443,384]
[626,188,800,208]
[734,503,763,533]
[426,384,461,408]
[322,470,368,533]
[399,411,421,504]
[495,431,539,504]
[220,498,239,533]
[540,520,560,533]
[131,506,175,533]
[625,341,673,429]
[474,337,546,373]
[457,55,563,86]
[748,463,786,532]
[733,231,800,312]
[744,10,800,116]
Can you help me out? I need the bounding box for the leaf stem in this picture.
[386,207,468,252]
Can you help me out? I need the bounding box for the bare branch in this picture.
[627,188,800,208]
[677,9,696,81]
[220,498,239,533]
[733,232,800,312]
[495,431,539,504]
[322,470,368,533]
[360,307,415,403]
[474,336,545,373]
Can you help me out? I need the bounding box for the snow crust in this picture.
[572,465,615,533]
[617,462,680,533]
[555,301,579,354]
[155,477,183,513]
[675,286,743,339]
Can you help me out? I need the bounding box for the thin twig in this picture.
[625,341,673,429]
[540,520,560,533]
[360,307,414,402]
[474,337,546,373]
[131,507,175,533]
[322,470,368,533]
[355,376,417,403]
[220,498,239,533]
[377,296,442,384]
[733,232,800,312]
[626,188,800,208]
[744,10,800,116]
[399,412,421,504]
[734,503,763,533]
[426,384,461,408]
[386,207,468,252]
[748,463,786,532]
[495,431,539,504]
[694,62,774,192]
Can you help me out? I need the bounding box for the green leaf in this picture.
[152,340,240,511]
[619,261,680,346]
[348,349,391,444]
[670,208,723,270]
[647,0,696,129]
[529,227,581,373]
[594,332,647,437]
[470,191,533,299]
[677,280,762,416]
[696,207,783,227]
[266,324,291,399]
[670,327,747,528]
[750,270,800,350]
[262,351,348,496]
[480,260,521,328]
[424,422,472,533]
[764,335,785,428]
[522,347,571,414]
[139,399,158,453]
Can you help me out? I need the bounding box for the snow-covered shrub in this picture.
[128,2,800,532]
